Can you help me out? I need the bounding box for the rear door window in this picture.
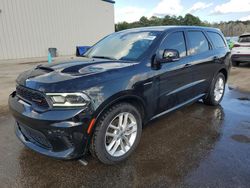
[187,31,210,55]
[207,31,226,48]
[160,31,187,58]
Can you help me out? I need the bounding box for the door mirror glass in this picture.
[162,49,180,62]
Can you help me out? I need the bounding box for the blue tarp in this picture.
[76,46,91,56]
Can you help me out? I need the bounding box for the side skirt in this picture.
[150,93,206,120]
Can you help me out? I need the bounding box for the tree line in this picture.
[115,14,250,37]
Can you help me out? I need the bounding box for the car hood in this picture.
[16,58,138,92]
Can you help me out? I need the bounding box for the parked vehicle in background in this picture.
[9,26,231,164]
[231,33,250,66]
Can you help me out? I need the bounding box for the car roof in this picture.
[118,25,221,33]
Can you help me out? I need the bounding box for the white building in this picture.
[0,0,115,60]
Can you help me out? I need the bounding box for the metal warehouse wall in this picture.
[0,0,114,60]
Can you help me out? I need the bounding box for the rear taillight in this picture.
[233,44,241,48]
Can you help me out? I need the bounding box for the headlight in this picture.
[46,93,90,107]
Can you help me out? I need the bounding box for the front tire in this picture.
[90,103,142,164]
[204,73,225,106]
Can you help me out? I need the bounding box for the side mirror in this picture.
[162,49,180,62]
[151,49,180,70]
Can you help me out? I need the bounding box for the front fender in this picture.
[93,91,146,118]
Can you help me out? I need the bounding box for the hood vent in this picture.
[35,65,54,72]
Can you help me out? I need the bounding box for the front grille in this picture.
[16,85,49,109]
[18,123,52,149]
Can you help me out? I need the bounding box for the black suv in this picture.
[9,26,230,164]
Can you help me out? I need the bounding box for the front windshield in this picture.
[85,31,161,61]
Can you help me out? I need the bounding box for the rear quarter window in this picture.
[207,31,226,49]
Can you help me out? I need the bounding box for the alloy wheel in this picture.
[105,112,138,157]
[214,77,224,102]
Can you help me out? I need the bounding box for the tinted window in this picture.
[207,32,226,48]
[160,32,187,57]
[187,31,209,55]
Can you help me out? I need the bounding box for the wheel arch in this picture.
[218,68,228,81]
[88,93,147,135]
[96,94,146,121]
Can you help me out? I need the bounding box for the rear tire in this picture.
[89,103,142,164]
[203,73,225,106]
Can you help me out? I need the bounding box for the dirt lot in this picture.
[0,60,250,187]
[229,63,250,93]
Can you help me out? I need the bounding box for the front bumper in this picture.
[9,92,93,159]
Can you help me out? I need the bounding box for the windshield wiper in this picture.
[91,56,117,60]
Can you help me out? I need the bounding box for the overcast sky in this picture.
[114,0,250,23]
